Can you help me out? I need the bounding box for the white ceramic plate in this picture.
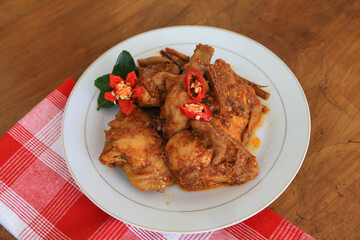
[62,26,310,233]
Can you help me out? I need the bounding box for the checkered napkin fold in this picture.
[0,79,313,240]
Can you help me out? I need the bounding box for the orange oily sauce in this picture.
[246,105,268,154]
[251,137,261,148]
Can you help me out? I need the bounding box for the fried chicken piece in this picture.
[99,108,174,191]
[138,56,171,67]
[165,130,212,171]
[165,127,258,191]
[242,104,265,146]
[208,59,267,145]
[161,85,192,139]
[184,44,215,75]
[208,59,260,114]
[201,86,219,113]
[210,113,249,143]
[137,63,180,107]
[161,44,215,138]
[190,119,252,165]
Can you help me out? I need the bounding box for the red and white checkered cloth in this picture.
[0,78,313,240]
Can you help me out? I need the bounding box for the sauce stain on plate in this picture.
[252,137,261,148]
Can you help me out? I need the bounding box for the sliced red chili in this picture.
[125,71,137,87]
[185,69,206,100]
[179,100,212,121]
[109,74,124,88]
[104,91,117,102]
[118,99,134,116]
[106,72,142,116]
[131,85,145,99]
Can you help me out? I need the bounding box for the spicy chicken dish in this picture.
[99,44,269,191]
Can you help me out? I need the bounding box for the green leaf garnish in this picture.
[96,50,139,110]
[94,74,112,92]
[97,91,115,110]
[112,50,139,79]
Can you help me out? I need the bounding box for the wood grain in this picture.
[1,0,359,239]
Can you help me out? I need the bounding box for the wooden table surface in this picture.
[1,0,359,239]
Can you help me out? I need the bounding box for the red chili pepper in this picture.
[118,99,134,116]
[125,71,137,87]
[185,69,206,100]
[109,74,124,88]
[131,85,145,99]
[104,91,117,102]
[104,72,144,116]
[179,100,212,121]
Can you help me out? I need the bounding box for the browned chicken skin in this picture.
[165,127,258,191]
[208,59,260,115]
[99,108,173,191]
[161,85,191,139]
[137,63,180,107]
[207,59,267,145]
[166,130,213,171]
[210,113,249,143]
[183,44,215,75]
